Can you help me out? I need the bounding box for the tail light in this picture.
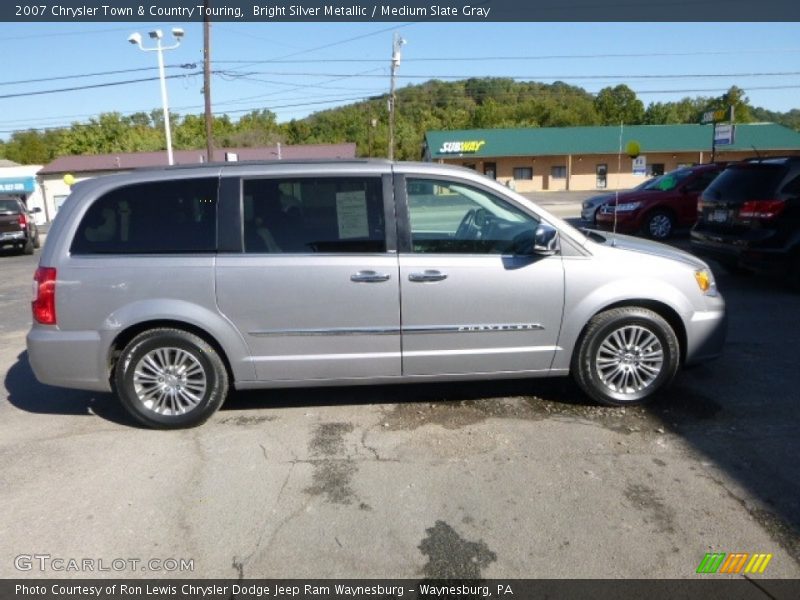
[19,212,28,229]
[32,267,57,325]
[739,199,785,220]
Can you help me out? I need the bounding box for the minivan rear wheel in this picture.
[572,307,680,406]
[114,328,228,429]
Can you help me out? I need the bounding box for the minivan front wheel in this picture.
[114,328,228,429]
[644,210,674,239]
[573,307,680,406]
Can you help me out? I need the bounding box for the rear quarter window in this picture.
[71,178,218,255]
[703,165,786,203]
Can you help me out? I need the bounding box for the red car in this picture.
[595,163,726,239]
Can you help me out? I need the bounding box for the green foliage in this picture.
[594,85,645,125]
[0,79,796,165]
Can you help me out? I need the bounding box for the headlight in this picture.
[612,202,642,212]
[694,269,718,296]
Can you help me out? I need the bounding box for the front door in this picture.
[397,175,565,377]
[216,174,401,382]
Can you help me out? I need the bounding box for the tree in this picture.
[703,86,754,123]
[594,85,645,125]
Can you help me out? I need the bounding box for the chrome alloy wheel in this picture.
[132,347,207,415]
[648,214,672,238]
[594,325,664,396]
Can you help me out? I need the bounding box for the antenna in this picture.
[751,145,762,161]
[612,122,623,247]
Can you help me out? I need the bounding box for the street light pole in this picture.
[128,29,184,166]
[388,32,406,161]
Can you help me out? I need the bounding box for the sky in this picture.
[1,21,799,139]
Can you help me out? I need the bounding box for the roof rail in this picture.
[130,158,392,173]
[740,155,800,163]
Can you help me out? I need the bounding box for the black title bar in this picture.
[5,579,800,600]
[3,0,800,22]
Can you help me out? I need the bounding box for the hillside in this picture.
[1,78,798,164]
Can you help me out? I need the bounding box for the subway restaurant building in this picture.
[424,123,800,192]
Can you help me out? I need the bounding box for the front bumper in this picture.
[595,210,640,233]
[684,297,727,366]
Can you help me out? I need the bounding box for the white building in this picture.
[0,160,47,224]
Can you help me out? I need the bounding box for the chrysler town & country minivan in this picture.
[27,161,726,428]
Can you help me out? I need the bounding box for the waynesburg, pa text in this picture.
[15,583,513,597]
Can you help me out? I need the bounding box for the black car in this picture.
[0,198,41,255]
[691,156,800,287]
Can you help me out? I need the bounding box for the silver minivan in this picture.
[27,161,726,428]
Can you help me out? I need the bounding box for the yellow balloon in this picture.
[63,174,76,186]
[625,141,641,159]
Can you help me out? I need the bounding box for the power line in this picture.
[4,64,196,87]
[213,47,800,64]
[221,69,800,81]
[0,26,133,42]
[0,71,202,100]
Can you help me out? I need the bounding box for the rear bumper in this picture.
[26,327,112,392]
[691,230,790,275]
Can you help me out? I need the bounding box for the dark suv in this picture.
[595,163,725,239]
[0,198,41,255]
[691,157,800,287]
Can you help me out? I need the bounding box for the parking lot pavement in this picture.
[1,239,799,580]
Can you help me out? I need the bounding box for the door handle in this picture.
[408,270,448,283]
[350,270,391,283]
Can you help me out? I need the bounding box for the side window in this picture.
[781,173,800,195]
[406,178,539,254]
[242,177,385,254]
[71,178,218,254]
[685,171,719,193]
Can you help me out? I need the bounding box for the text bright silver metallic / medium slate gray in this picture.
[27,160,726,428]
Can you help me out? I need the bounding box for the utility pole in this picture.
[388,32,406,160]
[203,1,214,162]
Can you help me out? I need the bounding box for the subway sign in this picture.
[438,140,486,154]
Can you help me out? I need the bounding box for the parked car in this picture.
[595,163,726,239]
[0,198,41,254]
[691,156,800,287]
[580,178,653,225]
[27,161,726,428]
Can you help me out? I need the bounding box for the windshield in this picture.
[0,199,21,213]
[643,169,692,192]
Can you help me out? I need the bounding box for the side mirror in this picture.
[533,223,559,256]
[30,207,42,214]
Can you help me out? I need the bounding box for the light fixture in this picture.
[127,29,185,165]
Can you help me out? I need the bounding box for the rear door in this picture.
[677,169,722,226]
[699,164,789,231]
[215,169,401,383]
[395,171,565,377]
[0,199,22,239]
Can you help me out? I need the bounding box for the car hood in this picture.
[587,231,708,269]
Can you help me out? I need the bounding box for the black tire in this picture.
[643,210,674,240]
[33,233,41,249]
[114,328,229,429]
[572,307,680,406]
[22,237,34,255]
